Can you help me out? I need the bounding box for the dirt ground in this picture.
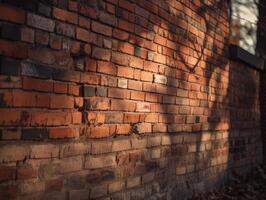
[189,165,266,200]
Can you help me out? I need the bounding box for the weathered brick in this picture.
[92,47,111,61]
[112,139,131,151]
[0,166,16,183]
[109,180,125,193]
[27,13,55,31]
[85,155,116,169]
[30,144,59,158]
[69,189,89,200]
[17,165,37,179]
[147,136,161,147]
[60,156,83,173]
[0,144,29,163]
[91,21,112,36]
[127,176,141,188]
[90,185,108,199]
[136,102,150,112]
[60,142,90,157]
[83,86,96,97]
[56,21,75,37]
[91,141,112,154]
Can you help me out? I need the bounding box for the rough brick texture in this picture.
[0,0,263,199]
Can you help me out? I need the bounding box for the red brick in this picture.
[119,0,135,12]
[111,99,135,111]
[17,166,37,179]
[129,57,143,69]
[54,82,68,94]
[88,112,105,125]
[76,27,96,43]
[108,88,130,99]
[92,47,111,61]
[69,0,78,11]
[118,42,134,55]
[86,97,110,110]
[81,74,100,85]
[0,5,25,24]
[97,61,117,75]
[50,95,74,109]
[144,114,158,123]
[79,16,90,29]
[89,126,110,138]
[79,5,97,19]
[13,91,36,107]
[72,112,82,124]
[0,185,17,199]
[91,21,112,36]
[85,59,97,72]
[111,52,128,66]
[36,94,50,108]
[113,29,129,40]
[21,27,34,43]
[118,19,134,32]
[0,39,27,59]
[117,66,133,78]
[50,34,62,50]
[53,7,78,24]
[140,71,153,82]
[124,113,140,123]
[0,166,16,183]
[0,109,21,125]
[35,30,49,45]
[45,178,63,192]
[74,97,83,108]
[49,127,78,139]
[116,124,131,135]
[106,3,116,14]
[23,77,53,92]
[30,112,71,126]
[68,84,80,96]
[131,91,145,100]
[128,80,142,90]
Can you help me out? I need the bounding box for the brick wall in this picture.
[0,0,262,199]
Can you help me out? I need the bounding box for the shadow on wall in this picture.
[111,0,261,198]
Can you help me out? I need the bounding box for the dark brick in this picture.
[21,62,52,79]
[145,161,158,171]
[116,7,123,18]
[0,23,21,41]
[23,0,39,12]
[58,0,68,9]
[195,116,200,123]
[83,86,95,97]
[56,22,75,38]
[0,57,21,76]
[52,68,80,82]
[134,46,141,57]
[38,3,51,17]
[86,169,115,184]
[96,87,107,97]
[22,128,48,140]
